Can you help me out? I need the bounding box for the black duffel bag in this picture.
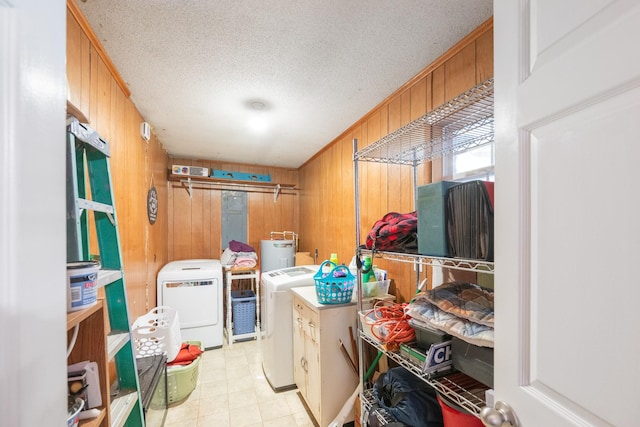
[373,367,443,427]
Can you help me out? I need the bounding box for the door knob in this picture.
[479,401,519,427]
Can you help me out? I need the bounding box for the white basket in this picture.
[132,306,182,362]
[359,310,387,344]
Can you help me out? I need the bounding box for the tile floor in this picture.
[163,339,316,427]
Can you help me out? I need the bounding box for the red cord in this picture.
[363,300,415,347]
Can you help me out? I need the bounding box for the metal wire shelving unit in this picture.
[359,249,494,274]
[353,78,495,426]
[354,78,493,166]
[359,333,489,421]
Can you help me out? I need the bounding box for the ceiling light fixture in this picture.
[247,100,268,134]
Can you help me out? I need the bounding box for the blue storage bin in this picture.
[231,290,256,335]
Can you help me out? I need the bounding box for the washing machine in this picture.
[157,259,223,349]
[260,265,319,391]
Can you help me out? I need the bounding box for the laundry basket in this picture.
[231,290,256,335]
[167,340,202,403]
[132,306,182,362]
[314,261,355,304]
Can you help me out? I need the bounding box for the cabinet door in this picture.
[292,303,306,397]
[305,315,321,419]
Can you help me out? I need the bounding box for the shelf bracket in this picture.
[273,184,281,203]
[182,177,192,199]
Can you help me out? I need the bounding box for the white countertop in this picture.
[290,286,355,310]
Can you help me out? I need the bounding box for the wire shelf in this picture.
[354,78,494,165]
[360,332,488,421]
[429,372,489,416]
[359,249,494,274]
[361,389,397,424]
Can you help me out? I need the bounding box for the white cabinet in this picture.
[291,286,358,427]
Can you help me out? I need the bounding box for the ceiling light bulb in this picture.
[251,101,265,111]
[248,115,267,133]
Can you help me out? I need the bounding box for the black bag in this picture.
[446,180,494,261]
[373,367,443,427]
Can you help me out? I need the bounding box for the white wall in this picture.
[0,1,67,425]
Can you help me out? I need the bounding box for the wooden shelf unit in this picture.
[67,299,109,427]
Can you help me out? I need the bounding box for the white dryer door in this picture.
[162,279,219,328]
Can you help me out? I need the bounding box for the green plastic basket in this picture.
[166,340,201,403]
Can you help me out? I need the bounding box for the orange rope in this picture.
[364,301,415,348]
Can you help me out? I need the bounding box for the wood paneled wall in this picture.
[299,19,494,303]
[67,3,169,319]
[67,3,492,315]
[167,159,299,261]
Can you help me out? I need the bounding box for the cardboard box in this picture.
[68,360,102,409]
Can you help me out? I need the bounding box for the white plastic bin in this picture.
[132,306,182,362]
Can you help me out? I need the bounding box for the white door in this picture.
[492,1,640,426]
[0,1,67,426]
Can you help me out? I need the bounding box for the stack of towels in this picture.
[221,240,258,268]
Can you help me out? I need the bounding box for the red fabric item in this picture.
[168,343,203,366]
[366,211,418,252]
[481,181,494,209]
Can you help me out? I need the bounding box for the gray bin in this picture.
[409,318,451,351]
[451,337,494,388]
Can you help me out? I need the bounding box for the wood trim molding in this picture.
[301,17,493,168]
[67,0,131,98]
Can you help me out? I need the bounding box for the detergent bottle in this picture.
[330,253,339,266]
[361,256,374,283]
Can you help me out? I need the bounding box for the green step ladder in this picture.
[66,117,145,427]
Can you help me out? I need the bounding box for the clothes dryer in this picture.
[157,259,223,349]
[260,265,319,391]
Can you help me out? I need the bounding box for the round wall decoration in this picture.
[147,185,158,224]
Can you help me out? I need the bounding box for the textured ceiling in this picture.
[75,0,493,168]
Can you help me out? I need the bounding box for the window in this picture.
[442,121,494,182]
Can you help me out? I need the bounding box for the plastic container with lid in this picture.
[66,261,100,312]
[67,397,84,427]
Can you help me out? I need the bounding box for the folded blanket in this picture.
[229,240,255,253]
[424,282,494,327]
[235,251,257,260]
[406,282,494,348]
[221,247,236,266]
[234,257,257,268]
[406,300,494,347]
